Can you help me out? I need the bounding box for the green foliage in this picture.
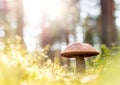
[0,37,120,85]
[92,44,120,73]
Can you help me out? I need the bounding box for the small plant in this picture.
[0,36,120,85]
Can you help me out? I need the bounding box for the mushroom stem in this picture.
[76,56,85,73]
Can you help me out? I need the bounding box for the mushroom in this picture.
[60,42,99,73]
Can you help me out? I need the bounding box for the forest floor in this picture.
[0,38,120,85]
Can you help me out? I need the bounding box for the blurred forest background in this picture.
[0,0,120,65]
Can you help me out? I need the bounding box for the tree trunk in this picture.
[16,0,23,42]
[100,0,117,47]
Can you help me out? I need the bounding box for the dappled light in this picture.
[0,0,120,85]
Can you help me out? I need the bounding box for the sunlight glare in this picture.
[23,0,65,52]
[23,0,44,25]
[23,0,64,23]
[80,74,98,83]
[115,17,120,30]
[43,0,64,20]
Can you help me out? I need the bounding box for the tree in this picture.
[100,0,117,47]
[16,0,23,43]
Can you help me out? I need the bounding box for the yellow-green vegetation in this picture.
[0,36,120,85]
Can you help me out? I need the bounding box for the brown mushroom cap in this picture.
[61,42,99,58]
